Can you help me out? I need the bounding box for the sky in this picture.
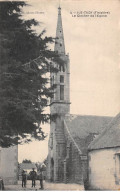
[18,0,120,162]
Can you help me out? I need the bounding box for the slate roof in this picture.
[20,163,37,170]
[65,114,112,154]
[88,113,120,150]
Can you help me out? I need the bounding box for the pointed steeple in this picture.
[54,6,65,55]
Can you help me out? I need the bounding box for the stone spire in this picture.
[54,6,65,55]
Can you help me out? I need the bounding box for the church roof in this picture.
[88,113,120,150]
[65,114,112,154]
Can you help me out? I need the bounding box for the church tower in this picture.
[47,6,70,182]
[50,6,70,115]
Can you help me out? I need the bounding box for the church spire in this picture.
[54,6,65,55]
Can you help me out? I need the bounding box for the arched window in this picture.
[60,75,64,83]
[59,65,65,72]
[63,65,65,72]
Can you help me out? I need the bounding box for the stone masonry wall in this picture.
[64,121,84,184]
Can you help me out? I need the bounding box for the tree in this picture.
[22,159,32,163]
[0,2,64,147]
[43,158,47,166]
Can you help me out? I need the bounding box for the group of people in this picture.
[22,168,44,189]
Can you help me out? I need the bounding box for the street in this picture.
[4,180,84,191]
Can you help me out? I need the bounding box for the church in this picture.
[47,6,112,184]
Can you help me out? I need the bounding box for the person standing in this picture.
[30,168,37,188]
[39,171,44,190]
[22,170,27,188]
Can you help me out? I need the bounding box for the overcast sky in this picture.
[18,0,120,162]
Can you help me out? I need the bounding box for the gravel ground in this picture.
[4,180,84,191]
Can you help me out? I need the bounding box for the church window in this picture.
[52,92,54,100]
[67,145,70,158]
[50,77,52,86]
[59,65,62,72]
[51,76,54,86]
[60,85,64,100]
[60,75,64,83]
[60,31,61,33]
[53,76,54,85]
[50,134,53,149]
[63,65,65,72]
[59,64,65,72]
[60,43,62,47]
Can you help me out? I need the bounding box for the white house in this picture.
[20,163,37,174]
[0,146,18,185]
[88,113,120,190]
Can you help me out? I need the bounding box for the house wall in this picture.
[0,146,18,185]
[88,147,120,190]
[21,169,37,174]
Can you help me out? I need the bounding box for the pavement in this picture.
[4,180,84,191]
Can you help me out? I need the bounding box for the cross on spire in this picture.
[58,0,61,9]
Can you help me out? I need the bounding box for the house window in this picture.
[116,154,120,174]
[60,85,64,100]
[118,154,120,175]
[60,43,62,47]
[0,150,1,167]
[60,75,64,83]
[115,153,120,184]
